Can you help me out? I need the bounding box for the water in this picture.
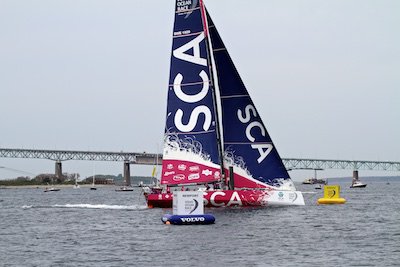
[1,180,399,267]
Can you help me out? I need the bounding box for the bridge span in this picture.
[1,148,399,182]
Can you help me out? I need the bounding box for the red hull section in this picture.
[145,189,276,208]
[161,159,220,185]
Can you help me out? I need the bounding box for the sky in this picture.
[0,0,399,181]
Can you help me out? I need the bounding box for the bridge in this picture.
[1,148,399,183]
[283,158,400,172]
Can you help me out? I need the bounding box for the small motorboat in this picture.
[115,186,134,192]
[44,187,60,192]
[350,181,367,188]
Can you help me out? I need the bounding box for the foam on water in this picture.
[21,204,147,210]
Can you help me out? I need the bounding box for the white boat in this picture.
[115,186,134,192]
[315,184,323,190]
[44,180,60,192]
[350,180,367,188]
[73,174,80,189]
[350,171,367,188]
[144,0,305,208]
[90,173,97,190]
[44,187,60,192]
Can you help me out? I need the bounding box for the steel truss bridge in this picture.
[282,158,400,172]
[0,148,158,165]
[1,148,399,181]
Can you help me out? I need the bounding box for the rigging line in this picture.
[0,166,36,176]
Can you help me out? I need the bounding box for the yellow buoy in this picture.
[317,185,346,204]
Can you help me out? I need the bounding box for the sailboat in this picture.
[73,174,80,189]
[144,0,305,208]
[90,173,97,190]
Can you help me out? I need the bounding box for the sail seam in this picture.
[166,130,216,135]
[213,48,226,52]
[169,80,211,87]
[225,142,273,145]
[220,94,249,99]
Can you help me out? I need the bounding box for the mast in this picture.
[200,1,226,186]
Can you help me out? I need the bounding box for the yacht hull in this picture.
[145,189,305,208]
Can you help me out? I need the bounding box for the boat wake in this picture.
[21,203,147,210]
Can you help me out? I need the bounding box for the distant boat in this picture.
[302,178,326,185]
[115,186,134,192]
[315,184,323,190]
[44,180,60,192]
[350,180,367,188]
[90,173,97,190]
[73,174,80,189]
[350,171,367,188]
[44,187,60,192]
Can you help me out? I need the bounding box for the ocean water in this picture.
[1,179,399,267]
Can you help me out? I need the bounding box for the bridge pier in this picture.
[124,161,131,186]
[55,161,62,181]
[353,170,359,181]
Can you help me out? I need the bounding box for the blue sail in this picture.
[206,10,293,189]
[161,1,221,185]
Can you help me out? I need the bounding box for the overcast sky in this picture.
[1,0,399,181]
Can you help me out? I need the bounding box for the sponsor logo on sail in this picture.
[202,169,212,176]
[167,164,174,170]
[237,104,274,163]
[189,166,200,172]
[214,171,220,179]
[188,173,200,180]
[164,171,175,176]
[173,174,185,181]
[173,32,212,133]
[178,164,187,171]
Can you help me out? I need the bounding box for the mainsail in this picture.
[161,0,221,185]
[161,0,295,190]
[145,0,305,208]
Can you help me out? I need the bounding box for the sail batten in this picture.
[220,94,249,99]
[169,80,211,87]
[166,130,216,135]
[225,142,274,145]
